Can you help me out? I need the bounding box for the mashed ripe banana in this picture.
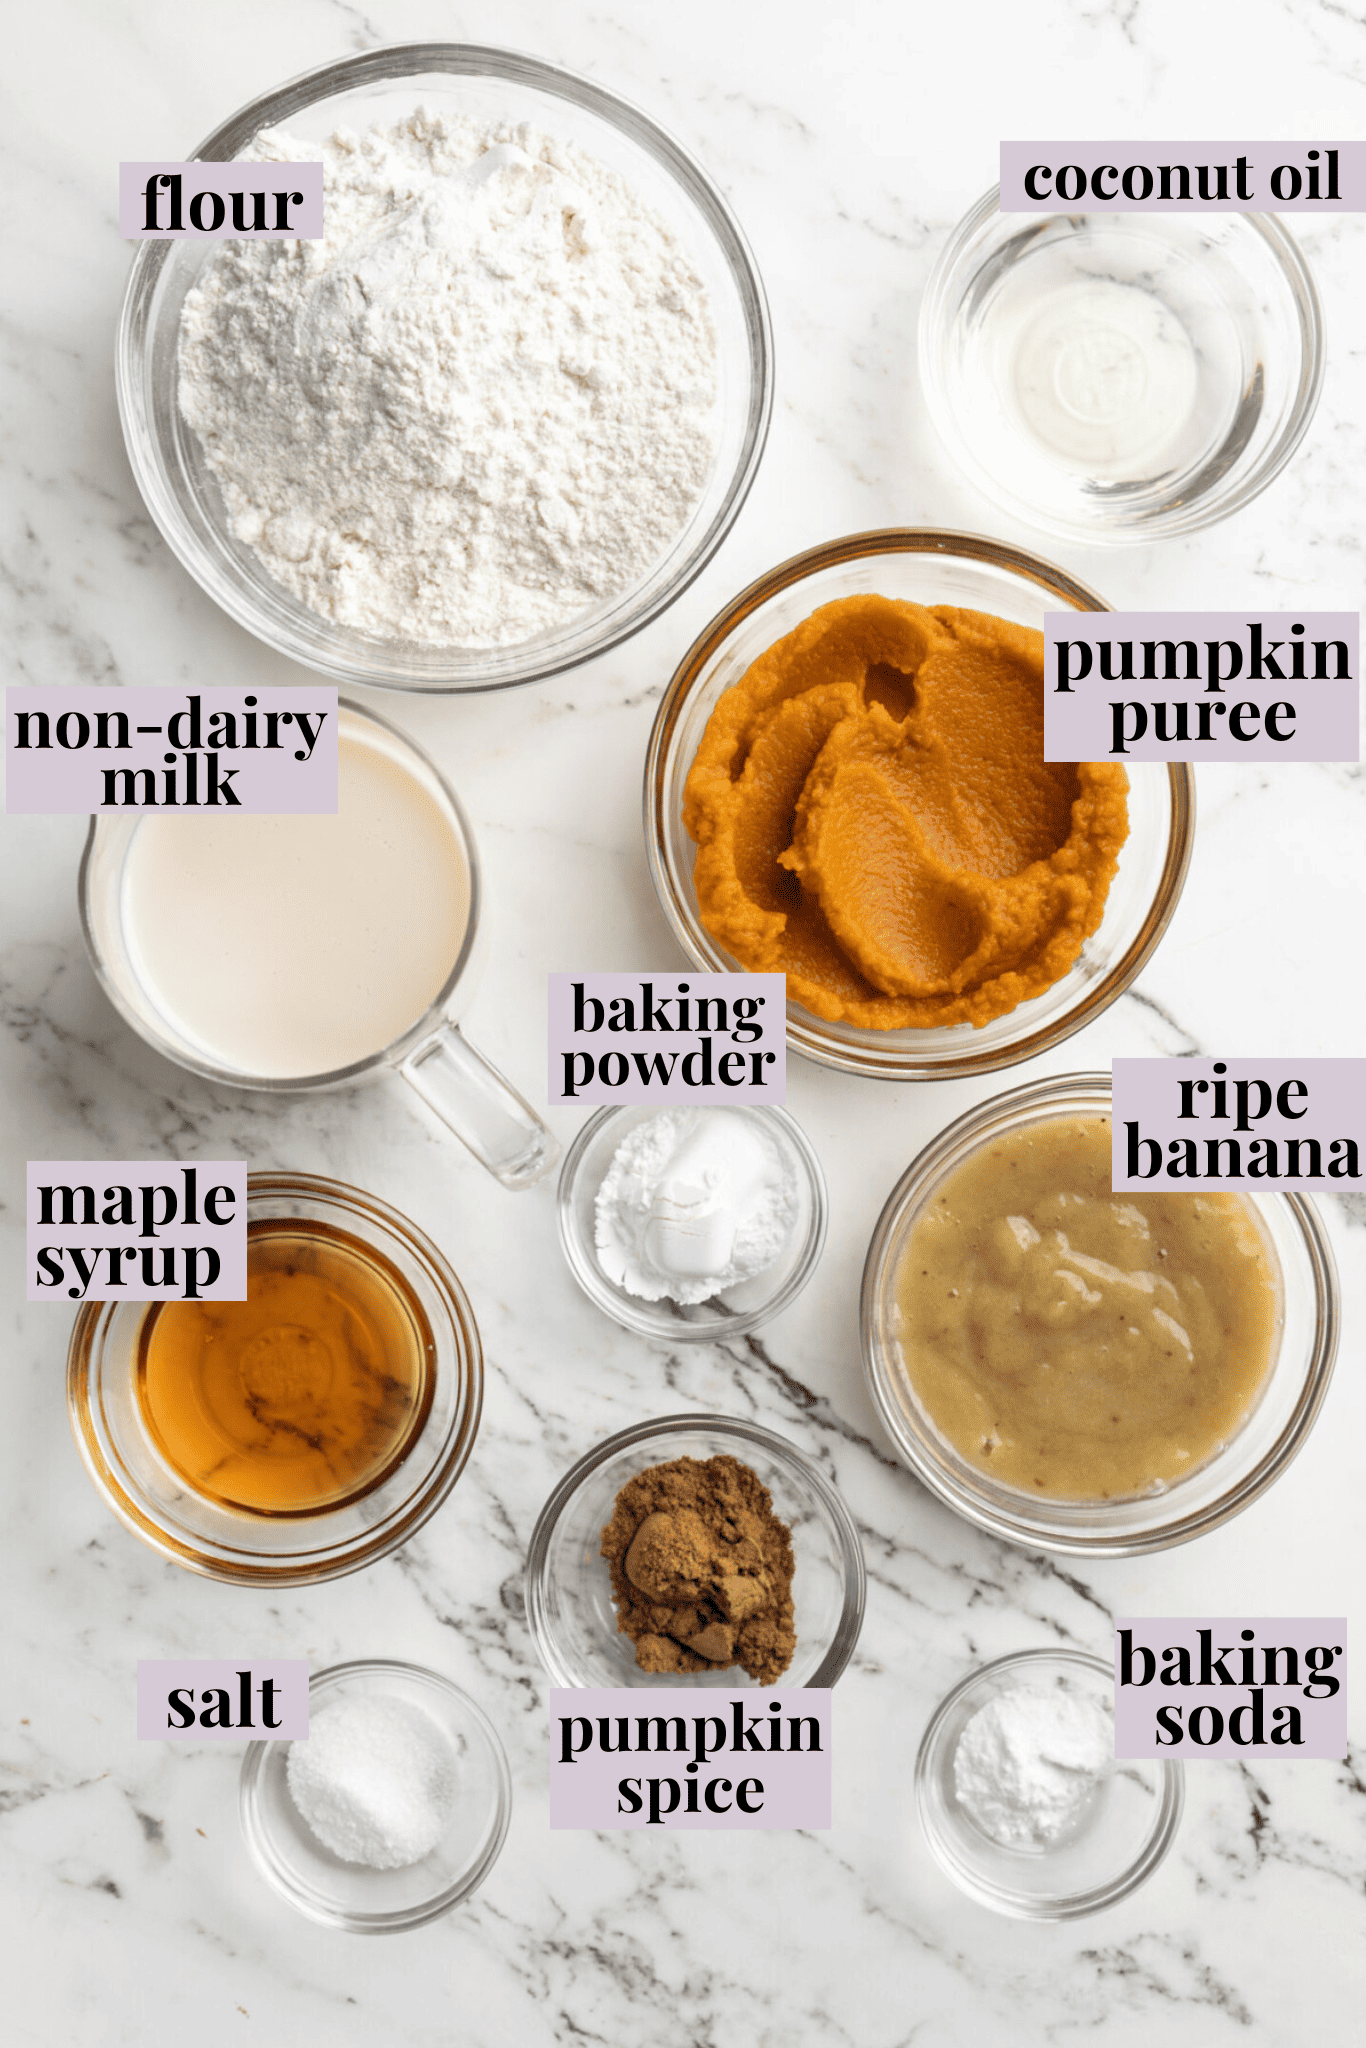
[895,1113,1281,1500]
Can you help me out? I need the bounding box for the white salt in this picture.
[286,1693,457,1869]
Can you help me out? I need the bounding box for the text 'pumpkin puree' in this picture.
[683,597,1129,1030]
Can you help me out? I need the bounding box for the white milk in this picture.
[122,722,470,1078]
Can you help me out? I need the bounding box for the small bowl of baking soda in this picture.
[916,1649,1183,1920]
[556,1104,828,1341]
[239,1660,512,1931]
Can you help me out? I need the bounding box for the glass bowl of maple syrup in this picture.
[66,1172,483,1584]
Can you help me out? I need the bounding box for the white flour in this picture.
[179,111,717,647]
[595,1110,797,1305]
[953,1685,1113,1850]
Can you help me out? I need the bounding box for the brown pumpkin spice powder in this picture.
[600,1453,796,1685]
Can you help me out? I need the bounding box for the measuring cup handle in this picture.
[401,1023,559,1190]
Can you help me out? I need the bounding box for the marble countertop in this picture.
[4,1,1364,2041]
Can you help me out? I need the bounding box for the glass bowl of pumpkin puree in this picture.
[644,530,1194,1080]
[860,1073,1338,1555]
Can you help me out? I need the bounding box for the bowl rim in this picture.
[114,41,774,693]
[917,184,1327,544]
[554,1102,829,1340]
[65,1170,485,1585]
[238,1657,513,1932]
[914,1646,1185,1920]
[859,1070,1340,1556]
[643,526,1196,1079]
[523,1410,868,1688]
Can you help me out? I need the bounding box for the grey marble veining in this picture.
[3,1,1365,2042]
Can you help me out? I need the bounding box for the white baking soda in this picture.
[122,723,469,1078]
[953,1686,1113,1850]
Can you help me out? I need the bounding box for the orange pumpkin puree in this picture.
[683,596,1129,1030]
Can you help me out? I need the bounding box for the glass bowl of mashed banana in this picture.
[860,1072,1338,1555]
[644,529,1195,1081]
[116,45,772,692]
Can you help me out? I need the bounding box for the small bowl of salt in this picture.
[915,1648,1183,1920]
[239,1660,512,1932]
[556,1103,828,1342]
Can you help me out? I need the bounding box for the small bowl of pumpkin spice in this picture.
[525,1414,865,1688]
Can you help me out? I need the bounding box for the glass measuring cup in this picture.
[79,699,557,1189]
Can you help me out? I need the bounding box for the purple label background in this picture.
[137,1661,310,1741]
[1001,141,1366,211]
[1112,1058,1366,1190]
[549,973,787,1105]
[6,687,338,814]
[120,162,324,238]
[28,1161,247,1302]
[549,1689,831,1830]
[1043,613,1358,763]
[1115,1621,1347,1759]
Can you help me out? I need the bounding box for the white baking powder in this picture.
[594,1109,797,1305]
[179,111,717,647]
[286,1693,457,1869]
[952,1685,1113,1850]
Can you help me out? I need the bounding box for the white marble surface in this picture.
[4,1,1365,2041]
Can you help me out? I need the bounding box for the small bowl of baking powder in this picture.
[239,1660,512,1931]
[117,45,772,692]
[556,1103,828,1341]
[916,1648,1183,1919]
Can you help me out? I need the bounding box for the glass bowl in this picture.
[525,1414,866,1687]
[66,1173,483,1584]
[919,187,1324,545]
[861,1072,1339,1556]
[239,1660,511,1931]
[916,1649,1183,1919]
[116,43,773,692]
[556,1104,827,1341]
[644,529,1194,1080]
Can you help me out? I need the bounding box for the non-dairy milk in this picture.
[121,720,469,1078]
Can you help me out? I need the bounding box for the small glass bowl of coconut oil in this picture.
[919,188,1323,544]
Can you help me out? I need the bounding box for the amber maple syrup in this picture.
[136,1218,435,1516]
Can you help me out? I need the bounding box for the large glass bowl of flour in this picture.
[116,45,773,692]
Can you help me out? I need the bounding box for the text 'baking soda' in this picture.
[1114,1622,1348,1759]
